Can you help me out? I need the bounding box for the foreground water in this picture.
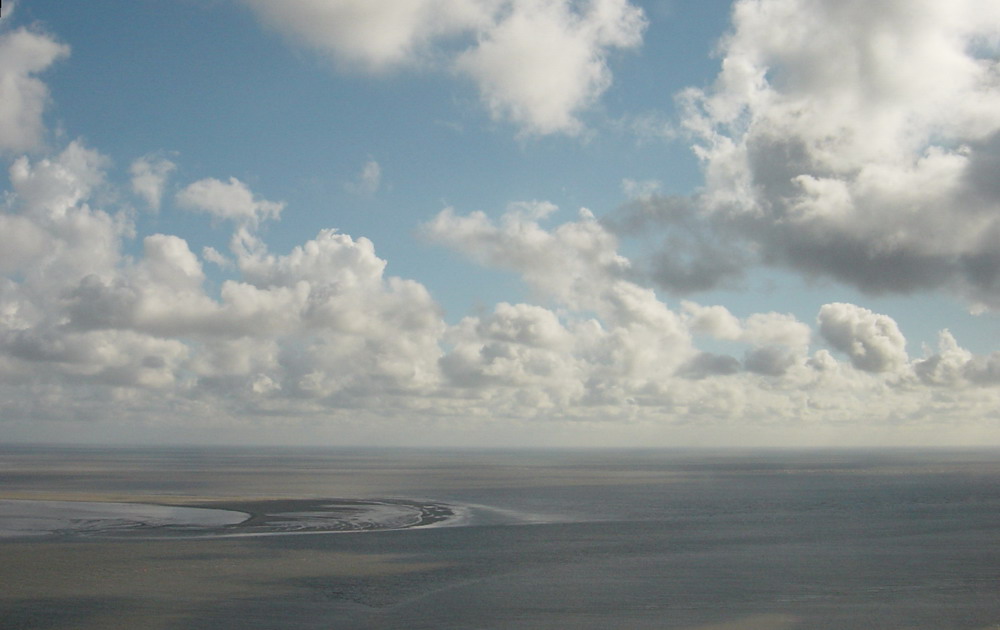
[1,446,998,629]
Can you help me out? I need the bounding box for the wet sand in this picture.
[0,497,459,541]
[196,498,457,533]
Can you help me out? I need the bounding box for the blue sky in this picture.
[1,0,999,447]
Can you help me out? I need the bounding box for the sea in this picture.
[1,445,998,629]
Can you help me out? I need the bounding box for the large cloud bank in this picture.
[1,10,999,445]
[614,0,1000,310]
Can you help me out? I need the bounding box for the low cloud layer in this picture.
[2,139,999,442]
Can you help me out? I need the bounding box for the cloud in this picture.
[346,158,381,196]
[426,202,712,406]
[130,155,176,211]
[454,0,647,135]
[621,178,661,199]
[682,301,742,340]
[677,351,740,379]
[744,345,798,376]
[3,141,122,282]
[176,177,284,226]
[603,195,748,294]
[914,330,1000,386]
[817,303,908,373]
[0,28,69,153]
[424,202,657,322]
[241,0,492,72]
[678,0,1000,307]
[3,144,1000,440]
[680,302,811,377]
[3,7,1000,443]
[440,302,583,403]
[0,137,449,415]
[241,0,646,135]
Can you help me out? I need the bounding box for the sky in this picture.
[1,0,999,448]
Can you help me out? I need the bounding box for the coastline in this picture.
[0,497,459,540]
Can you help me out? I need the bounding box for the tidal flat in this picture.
[2,446,1000,629]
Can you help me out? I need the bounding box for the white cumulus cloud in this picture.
[130,155,176,211]
[817,303,908,373]
[455,0,647,135]
[176,177,284,226]
[679,0,1000,307]
[240,0,646,135]
[0,28,69,153]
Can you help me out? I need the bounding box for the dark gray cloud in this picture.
[676,351,741,379]
[744,346,797,376]
[677,0,1000,309]
[603,195,747,295]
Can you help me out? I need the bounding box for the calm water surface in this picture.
[1,446,998,629]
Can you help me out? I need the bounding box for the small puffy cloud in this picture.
[241,0,492,72]
[603,195,747,294]
[914,330,1000,387]
[0,28,69,153]
[241,0,646,135]
[176,177,284,226]
[817,303,908,373]
[440,302,580,395]
[616,110,677,143]
[914,330,974,386]
[455,0,647,135]
[8,139,107,212]
[744,345,798,376]
[141,234,206,291]
[424,202,632,311]
[965,354,1000,386]
[234,228,386,290]
[4,141,122,282]
[679,0,1000,307]
[621,178,661,200]
[346,158,381,196]
[682,302,742,340]
[476,301,572,349]
[202,246,231,268]
[677,351,740,379]
[130,155,176,211]
[741,312,811,351]
[679,303,810,377]
[425,201,697,378]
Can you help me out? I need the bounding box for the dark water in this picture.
[1,446,999,629]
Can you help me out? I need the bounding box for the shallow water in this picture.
[1,446,999,629]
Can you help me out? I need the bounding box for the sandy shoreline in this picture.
[0,497,459,540]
